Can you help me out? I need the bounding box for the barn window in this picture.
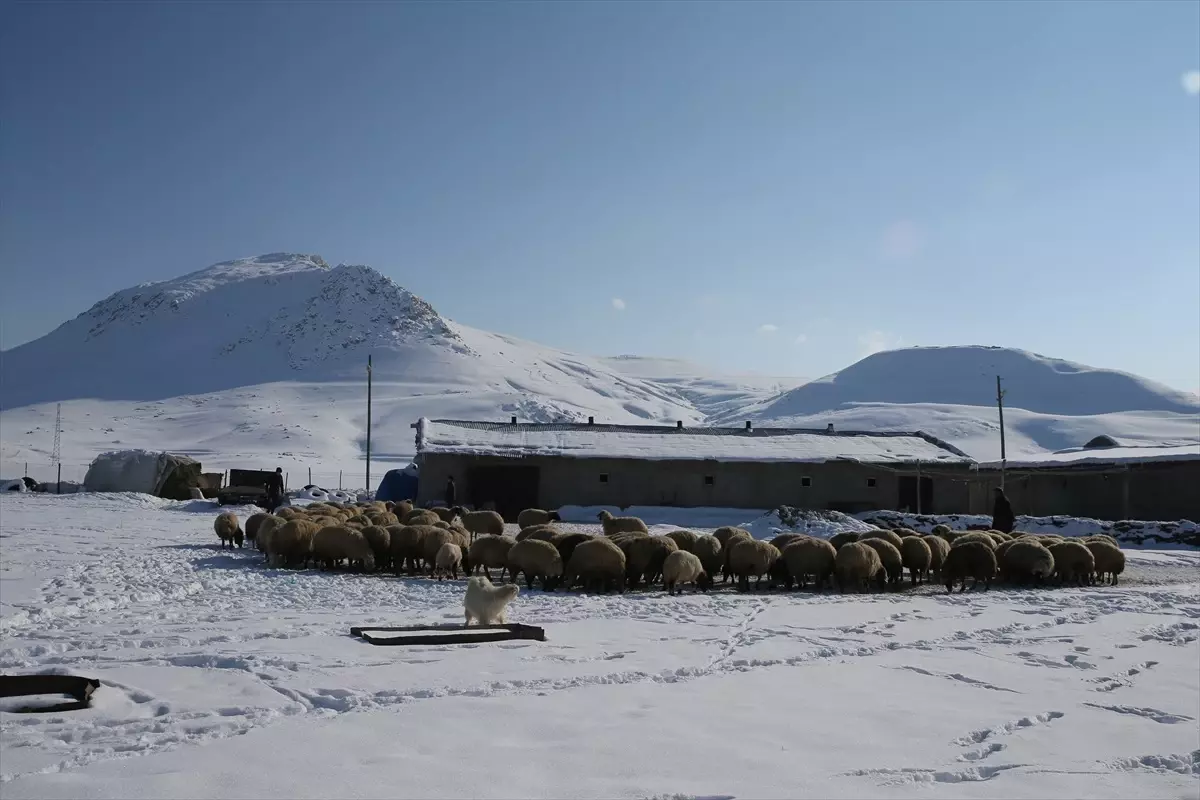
[704,475,714,486]
[866,477,877,488]
[801,476,812,487]
[598,473,609,484]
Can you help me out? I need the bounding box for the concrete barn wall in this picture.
[417,452,971,514]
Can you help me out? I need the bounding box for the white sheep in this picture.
[597,509,649,536]
[435,542,463,580]
[662,550,710,595]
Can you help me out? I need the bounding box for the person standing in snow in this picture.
[444,476,456,508]
[265,467,285,512]
[991,486,1015,533]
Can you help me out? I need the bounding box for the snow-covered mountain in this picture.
[716,346,1200,460]
[2,254,1196,479]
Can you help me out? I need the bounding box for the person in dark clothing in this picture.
[991,486,1015,533]
[444,476,456,508]
[265,467,285,512]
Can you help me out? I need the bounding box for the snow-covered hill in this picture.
[717,346,1200,460]
[2,256,1196,478]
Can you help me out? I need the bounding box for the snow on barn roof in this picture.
[414,418,974,465]
[979,442,1200,469]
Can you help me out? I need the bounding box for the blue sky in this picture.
[2,1,1198,391]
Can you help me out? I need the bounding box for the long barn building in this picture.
[412,418,976,521]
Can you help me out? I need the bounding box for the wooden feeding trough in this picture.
[350,623,547,646]
[0,673,101,713]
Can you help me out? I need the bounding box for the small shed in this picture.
[83,450,203,500]
[411,418,976,519]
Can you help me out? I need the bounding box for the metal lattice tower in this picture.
[52,403,62,465]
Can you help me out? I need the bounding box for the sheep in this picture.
[1085,540,1125,585]
[922,534,950,578]
[769,533,811,552]
[728,539,780,592]
[835,542,883,593]
[952,531,998,550]
[514,523,558,542]
[389,524,437,575]
[931,524,951,537]
[507,539,564,591]
[435,543,463,580]
[896,527,922,539]
[1000,540,1055,585]
[553,532,594,570]
[597,509,649,536]
[662,550,710,595]
[859,528,904,550]
[255,515,285,554]
[244,512,269,546]
[214,512,243,549]
[464,576,520,626]
[691,535,723,577]
[900,535,933,586]
[455,508,505,540]
[664,529,700,553]
[561,538,626,593]
[1048,541,1096,586]
[1085,533,1121,549]
[858,537,904,590]
[267,519,319,568]
[780,538,837,590]
[276,507,301,520]
[829,531,860,550]
[404,509,441,527]
[625,536,678,589]
[942,541,998,593]
[360,525,391,571]
[607,530,650,550]
[718,528,753,583]
[430,506,457,523]
[393,500,413,519]
[311,526,376,571]
[517,508,562,529]
[421,528,456,577]
[468,534,517,582]
[713,526,751,550]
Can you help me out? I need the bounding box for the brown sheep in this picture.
[859,528,904,550]
[455,508,505,540]
[214,512,242,549]
[952,531,998,550]
[404,509,441,527]
[900,535,933,586]
[1001,540,1055,585]
[388,524,438,575]
[728,539,780,592]
[922,534,950,578]
[515,523,559,542]
[664,529,700,553]
[931,524,952,537]
[360,525,391,571]
[835,542,883,593]
[1049,541,1096,586]
[420,528,456,576]
[718,529,753,583]
[267,519,319,568]
[393,500,413,519]
[942,541,998,593]
[896,527,922,538]
[597,509,649,536]
[780,538,837,590]
[625,536,679,589]
[255,515,285,555]
[769,533,811,552]
[1085,533,1120,548]
[829,531,860,550]
[244,512,269,546]
[312,526,375,571]
[1085,540,1125,585]
[691,535,723,577]
[553,532,594,570]
[507,539,564,591]
[430,506,458,523]
[467,534,517,582]
[858,538,904,590]
[517,508,562,529]
[561,538,626,593]
[713,526,751,550]
[662,550,711,595]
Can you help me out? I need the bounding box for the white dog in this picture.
[464,576,520,627]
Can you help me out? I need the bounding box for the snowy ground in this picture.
[2,494,1198,799]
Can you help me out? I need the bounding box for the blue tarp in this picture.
[375,465,418,502]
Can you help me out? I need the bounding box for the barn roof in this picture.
[413,418,974,465]
[978,442,1200,469]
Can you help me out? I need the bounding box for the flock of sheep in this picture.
[211,502,1127,595]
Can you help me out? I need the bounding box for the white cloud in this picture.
[858,330,903,357]
[794,333,808,346]
[880,220,923,261]
[757,323,778,335]
[611,297,626,311]
[1183,70,1200,95]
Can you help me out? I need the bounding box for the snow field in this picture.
[1,492,1198,799]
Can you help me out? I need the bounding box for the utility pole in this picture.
[52,403,62,494]
[996,375,1007,489]
[365,354,373,496]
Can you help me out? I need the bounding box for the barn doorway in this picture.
[467,465,540,523]
[897,476,933,513]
